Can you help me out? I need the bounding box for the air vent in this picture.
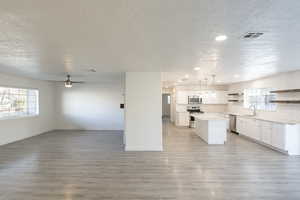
[88,68,97,72]
[242,32,264,39]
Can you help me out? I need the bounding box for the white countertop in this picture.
[227,112,300,125]
[191,113,228,121]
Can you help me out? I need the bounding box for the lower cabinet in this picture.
[236,118,244,134]
[236,117,300,155]
[250,119,261,141]
[272,123,286,150]
[260,121,272,145]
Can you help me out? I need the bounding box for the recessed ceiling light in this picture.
[185,74,189,78]
[215,35,227,42]
[234,74,240,78]
[194,67,200,71]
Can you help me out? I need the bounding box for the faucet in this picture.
[249,104,256,116]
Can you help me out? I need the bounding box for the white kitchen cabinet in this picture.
[241,118,252,138]
[195,115,227,144]
[238,118,269,141]
[260,121,272,145]
[201,91,227,104]
[236,118,243,134]
[237,117,247,135]
[239,118,248,136]
[237,118,259,140]
[176,90,227,105]
[176,91,188,104]
[252,119,261,141]
[242,118,252,137]
[272,123,286,150]
[175,112,189,126]
[236,116,300,155]
[215,91,228,104]
[187,91,198,97]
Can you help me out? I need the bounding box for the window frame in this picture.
[0,85,40,120]
[243,87,277,112]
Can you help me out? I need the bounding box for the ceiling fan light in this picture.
[215,35,227,41]
[65,82,72,88]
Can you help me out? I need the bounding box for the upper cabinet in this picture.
[176,91,188,104]
[216,91,228,104]
[176,90,228,105]
[201,91,227,105]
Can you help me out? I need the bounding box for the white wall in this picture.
[125,72,163,151]
[0,73,55,146]
[55,81,124,130]
[228,70,300,121]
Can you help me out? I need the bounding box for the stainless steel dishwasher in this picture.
[229,114,238,134]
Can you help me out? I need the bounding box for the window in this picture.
[0,86,39,119]
[244,88,276,111]
[167,95,171,104]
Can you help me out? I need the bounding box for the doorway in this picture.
[162,94,171,119]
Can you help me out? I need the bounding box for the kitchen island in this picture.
[193,113,229,144]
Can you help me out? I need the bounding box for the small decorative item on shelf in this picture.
[270,89,300,93]
[228,99,244,102]
[227,92,244,96]
[270,100,300,104]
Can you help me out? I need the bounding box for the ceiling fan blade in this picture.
[71,81,85,84]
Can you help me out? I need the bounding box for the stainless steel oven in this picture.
[188,96,201,104]
[229,114,238,134]
[187,106,203,128]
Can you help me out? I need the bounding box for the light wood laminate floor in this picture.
[1,121,300,200]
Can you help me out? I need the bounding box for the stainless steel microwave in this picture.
[188,96,202,104]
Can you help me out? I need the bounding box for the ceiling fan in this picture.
[61,75,84,88]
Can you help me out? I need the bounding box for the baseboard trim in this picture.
[238,134,288,155]
[54,129,124,131]
[0,129,56,147]
[53,129,124,134]
[125,145,163,152]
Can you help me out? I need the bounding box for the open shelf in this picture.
[228,99,243,103]
[228,93,243,96]
[270,89,300,93]
[270,100,300,104]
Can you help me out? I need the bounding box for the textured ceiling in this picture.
[0,0,300,83]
